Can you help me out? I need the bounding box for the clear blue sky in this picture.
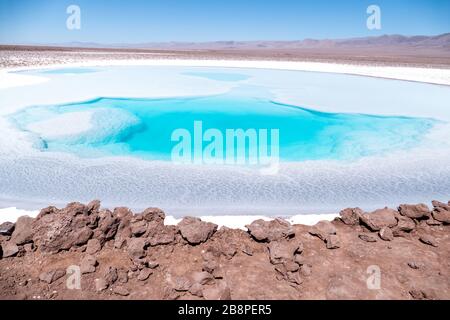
[0,0,449,44]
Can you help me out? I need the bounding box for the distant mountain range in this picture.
[50,33,450,51]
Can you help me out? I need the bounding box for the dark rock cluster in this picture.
[337,202,450,246]
[0,199,449,300]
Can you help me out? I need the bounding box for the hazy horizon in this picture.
[1,32,449,49]
[1,0,449,45]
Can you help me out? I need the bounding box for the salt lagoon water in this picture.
[10,94,436,162]
[0,65,449,216]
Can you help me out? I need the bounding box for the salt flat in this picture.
[0,60,449,219]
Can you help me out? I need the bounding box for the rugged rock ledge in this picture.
[0,200,449,300]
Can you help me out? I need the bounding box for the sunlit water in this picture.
[10,94,435,162]
[1,66,449,214]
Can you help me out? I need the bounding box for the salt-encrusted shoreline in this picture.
[0,207,338,228]
[1,58,450,87]
[1,57,449,218]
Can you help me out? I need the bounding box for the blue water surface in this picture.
[10,93,436,162]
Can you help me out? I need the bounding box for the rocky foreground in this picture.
[0,200,449,300]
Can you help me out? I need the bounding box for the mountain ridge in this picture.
[9,33,450,51]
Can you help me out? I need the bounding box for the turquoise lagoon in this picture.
[2,66,450,213]
[10,93,435,162]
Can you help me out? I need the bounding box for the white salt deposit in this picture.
[0,207,337,228]
[26,111,94,139]
[0,60,449,216]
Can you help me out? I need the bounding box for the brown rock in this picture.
[95,278,108,292]
[87,213,99,229]
[131,220,147,237]
[360,208,397,231]
[286,271,303,285]
[103,266,118,286]
[10,216,34,245]
[36,206,59,219]
[140,208,176,247]
[0,222,15,236]
[113,286,129,296]
[212,266,225,279]
[148,226,177,246]
[339,208,363,225]
[392,230,411,238]
[113,207,133,241]
[137,268,153,281]
[275,264,303,286]
[268,241,302,265]
[162,286,181,300]
[201,247,220,262]
[326,234,341,249]
[96,210,119,240]
[23,243,34,253]
[214,241,237,260]
[2,199,449,300]
[241,244,253,256]
[294,254,307,266]
[1,241,19,257]
[114,207,133,219]
[189,271,214,285]
[409,289,436,300]
[202,281,231,300]
[379,227,394,241]
[168,275,192,291]
[117,269,129,283]
[395,216,416,232]
[431,200,450,210]
[398,204,431,220]
[202,260,218,274]
[274,264,288,280]
[86,238,102,254]
[80,255,97,274]
[86,200,101,213]
[359,233,378,242]
[32,212,94,253]
[426,218,442,226]
[246,218,294,242]
[39,269,66,284]
[432,207,450,224]
[146,260,159,269]
[189,283,204,297]
[76,227,95,246]
[300,264,312,277]
[285,261,300,272]
[127,237,147,259]
[309,220,337,241]
[114,237,126,249]
[132,257,147,270]
[61,202,88,217]
[62,202,88,216]
[419,235,438,247]
[178,217,217,245]
[407,261,425,270]
[141,207,165,223]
